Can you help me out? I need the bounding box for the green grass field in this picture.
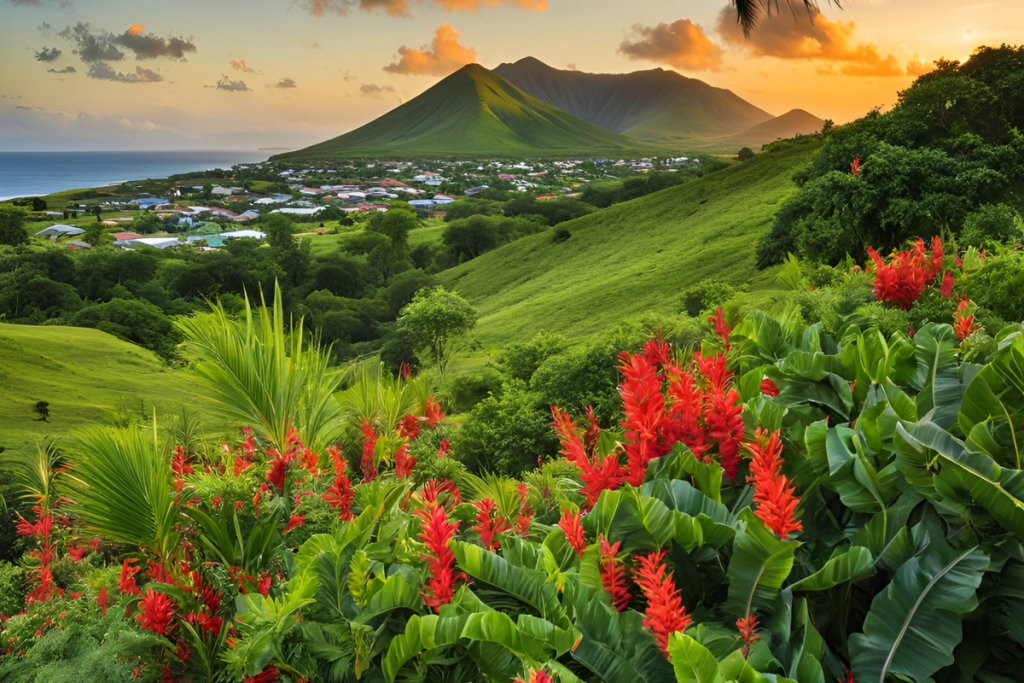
[441,138,820,347]
[300,218,447,255]
[0,324,212,453]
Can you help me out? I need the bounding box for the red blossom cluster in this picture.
[16,509,55,604]
[618,351,669,486]
[743,428,802,539]
[599,536,631,611]
[736,614,760,656]
[514,668,553,683]
[954,298,978,341]
[415,501,460,611]
[360,419,379,482]
[558,509,586,557]
[136,589,174,635]
[323,446,354,521]
[550,406,624,509]
[633,549,691,657]
[867,236,944,310]
[472,498,510,551]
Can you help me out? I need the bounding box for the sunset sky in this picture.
[0,0,1016,151]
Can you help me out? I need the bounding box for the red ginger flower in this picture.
[233,455,253,477]
[69,545,88,562]
[760,378,779,397]
[709,307,732,350]
[283,515,305,534]
[245,665,280,683]
[698,353,744,481]
[323,446,354,521]
[940,270,955,298]
[583,406,601,452]
[851,156,860,176]
[954,300,977,341]
[642,333,672,373]
[360,419,378,482]
[618,351,669,486]
[633,550,691,657]
[551,406,624,509]
[599,536,631,611]
[867,238,943,310]
[136,589,174,635]
[515,668,553,683]
[120,558,141,596]
[744,428,802,539]
[516,483,533,535]
[472,498,510,551]
[558,509,586,557]
[437,438,451,458]
[399,413,420,440]
[415,502,460,611]
[664,361,710,457]
[266,456,287,491]
[423,395,446,428]
[737,615,760,656]
[394,443,416,480]
[299,449,319,477]
[97,585,107,616]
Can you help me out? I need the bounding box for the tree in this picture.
[368,209,418,257]
[201,183,214,200]
[33,401,50,422]
[0,206,29,247]
[263,213,297,252]
[397,286,476,380]
[737,147,755,161]
[133,211,164,235]
[83,222,107,248]
[730,0,831,37]
[31,197,47,212]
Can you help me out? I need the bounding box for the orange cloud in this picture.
[127,24,144,36]
[618,19,723,72]
[716,7,904,77]
[383,23,476,76]
[434,0,546,10]
[906,55,935,77]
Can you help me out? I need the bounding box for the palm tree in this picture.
[730,0,840,37]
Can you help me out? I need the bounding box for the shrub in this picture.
[0,561,25,617]
[498,331,570,384]
[961,203,1021,246]
[530,340,621,419]
[962,251,1024,324]
[445,366,503,413]
[680,278,737,317]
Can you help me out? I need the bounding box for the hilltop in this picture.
[441,138,821,345]
[494,57,824,151]
[274,64,643,160]
[0,324,211,453]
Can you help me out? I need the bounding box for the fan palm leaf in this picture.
[730,0,838,37]
[176,283,346,454]
[1,438,66,512]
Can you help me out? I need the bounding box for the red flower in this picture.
[940,270,955,298]
[245,665,280,683]
[257,574,271,597]
[760,378,779,397]
[97,585,108,616]
[954,301,977,341]
[709,307,732,350]
[299,449,320,477]
[136,589,174,635]
[472,498,511,551]
[233,456,253,477]
[516,483,533,535]
[283,515,305,534]
[664,362,710,457]
[599,536,631,611]
[415,502,460,611]
[266,455,288,491]
[120,558,141,596]
[642,333,672,372]
[736,614,760,656]
[323,446,354,521]
[867,239,943,310]
[583,406,601,452]
[437,438,451,458]
[360,419,378,482]
[633,550,691,657]
[399,414,421,440]
[558,509,586,558]
[394,443,416,480]
[399,362,412,379]
[514,668,553,683]
[551,406,623,509]
[423,396,446,428]
[68,545,88,562]
[851,156,860,177]
[743,428,802,539]
[618,351,668,487]
[698,353,744,481]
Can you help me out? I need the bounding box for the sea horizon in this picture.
[0,149,271,201]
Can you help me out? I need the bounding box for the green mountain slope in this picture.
[275,64,642,159]
[725,108,825,149]
[441,139,820,346]
[0,324,210,452]
[493,57,774,146]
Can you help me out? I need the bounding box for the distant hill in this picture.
[0,324,211,453]
[493,57,774,147]
[725,109,825,150]
[441,138,821,345]
[274,64,642,159]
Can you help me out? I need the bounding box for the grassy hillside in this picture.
[275,64,643,160]
[442,138,820,346]
[0,324,210,453]
[493,57,773,147]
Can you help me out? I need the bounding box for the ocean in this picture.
[0,150,270,201]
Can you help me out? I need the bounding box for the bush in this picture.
[445,366,503,413]
[0,561,25,617]
[680,278,737,317]
[551,226,571,243]
[530,340,621,419]
[961,203,1021,246]
[498,331,570,384]
[737,147,755,161]
[453,380,555,475]
[962,251,1024,324]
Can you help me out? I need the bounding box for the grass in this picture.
[0,324,212,453]
[300,218,447,256]
[440,138,820,347]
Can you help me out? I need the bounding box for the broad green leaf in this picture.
[667,632,719,683]
[355,572,423,623]
[789,546,875,591]
[849,525,987,683]
[725,509,797,617]
[912,323,968,428]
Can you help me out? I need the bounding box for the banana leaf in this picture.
[725,509,797,617]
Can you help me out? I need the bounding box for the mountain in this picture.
[442,138,820,345]
[274,64,642,159]
[493,57,774,147]
[725,109,825,149]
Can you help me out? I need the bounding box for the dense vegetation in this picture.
[757,45,1024,268]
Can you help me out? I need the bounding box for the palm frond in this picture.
[731,0,836,37]
[176,283,346,453]
[337,360,435,433]
[66,426,179,560]
[0,438,66,511]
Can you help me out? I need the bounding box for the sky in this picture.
[0,0,1018,151]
